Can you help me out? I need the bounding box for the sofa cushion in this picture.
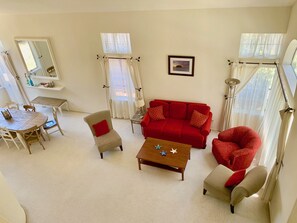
[150,100,170,118]
[162,119,184,140]
[169,102,187,119]
[92,120,110,137]
[181,123,204,147]
[187,103,210,119]
[212,139,240,166]
[147,106,165,121]
[190,110,208,128]
[144,119,167,138]
[225,169,246,187]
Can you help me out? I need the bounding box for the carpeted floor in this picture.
[0,109,269,223]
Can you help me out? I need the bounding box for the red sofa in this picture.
[140,99,212,148]
[212,126,261,171]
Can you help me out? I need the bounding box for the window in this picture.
[18,41,38,71]
[239,33,284,59]
[283,39,297,96]
[291,49,297,76]
[101,33,135,101]
[101,33,132,54]
[233,67,276,116]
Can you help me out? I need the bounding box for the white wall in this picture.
[0,87,11,106]
[270,2,297,223]
[0,7,290,130]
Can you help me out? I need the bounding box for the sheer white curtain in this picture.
[239,33,283,59]
[257,77,285,171]
[222,62,259,130]
[109,58,136,119]
[229,63,262,128]
[0,54,24,105]
[262,107,294,202]
[101,33,136,119]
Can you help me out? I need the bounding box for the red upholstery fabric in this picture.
[181,124,205,148]
[141,99,212,148]
[212,126,261,171]
[162,119,184,141]
[225,169,246,187]
[144,119,167,139]
[92,120,110,137]
[147,106,165,121]
[149,100,170,118]
[187,103,210,119]
[169,102,187,119]
[190,110,208,128]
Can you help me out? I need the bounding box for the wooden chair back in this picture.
[23,105,36,112]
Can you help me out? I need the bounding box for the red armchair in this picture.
[212,126,261,171]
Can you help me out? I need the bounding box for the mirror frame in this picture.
[15,37,60,80]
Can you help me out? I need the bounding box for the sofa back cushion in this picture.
[147,106,166,121]
[169,102,187,119]
[187,103,210,119]
[190,110,208,128]
[150,100,170,118]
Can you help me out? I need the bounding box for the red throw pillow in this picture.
[147,106,165,121]
[225,169,246,187]
[92,120,110,137]
[190,110,208,128]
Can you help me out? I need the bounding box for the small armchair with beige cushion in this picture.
[84,110,123,159]
[203,164,267,213]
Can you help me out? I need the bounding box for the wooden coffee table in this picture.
[136,137,191,181]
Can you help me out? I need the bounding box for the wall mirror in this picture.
[15,38,60,80]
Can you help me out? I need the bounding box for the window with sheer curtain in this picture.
[231,33,285,167]
[101,33,136,119]
[239,33,284,59]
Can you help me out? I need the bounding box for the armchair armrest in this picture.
[218,128,236,142]
[201,112,212,136]
[230,148,254,171]
[140,113,150,127]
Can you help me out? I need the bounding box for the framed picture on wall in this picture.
[168,55,195,76]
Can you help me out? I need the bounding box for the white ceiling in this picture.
[0,0,296,14]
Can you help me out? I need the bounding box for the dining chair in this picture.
[23,104,47,141]
[43,108,64,140]
[23,104,36,112]
[0,127,22,150]
[19,125,45,154]
[5,102,19,110]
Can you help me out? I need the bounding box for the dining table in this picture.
[0,108,48,151]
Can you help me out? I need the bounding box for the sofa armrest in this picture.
[201,112,212,136]
[230,148,254,170]
[140,113,150,127]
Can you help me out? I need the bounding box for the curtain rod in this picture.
[97,55,141,61]
[227,59,277,66]
[274,62,289,105]
[228,59,292,108]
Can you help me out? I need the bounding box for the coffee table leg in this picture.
[181,169,185,181]
[138,158,141,170]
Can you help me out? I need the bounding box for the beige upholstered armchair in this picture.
[84,110,123,159]
[203,164,267,213]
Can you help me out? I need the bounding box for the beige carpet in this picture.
[0,109,269,223]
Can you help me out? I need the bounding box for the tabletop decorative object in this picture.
[155,144,162,150]
[160,150,167,156]
[1,109,12,120]
[170,148,177,154]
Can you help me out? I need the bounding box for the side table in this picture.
[31,96,69,114]
[130,112,144,133]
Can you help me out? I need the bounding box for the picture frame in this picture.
[168,55,195,76]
